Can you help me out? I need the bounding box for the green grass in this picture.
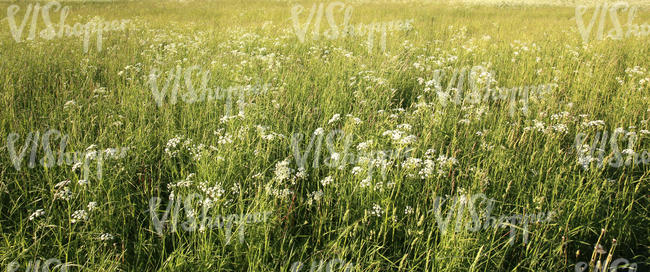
[0,0,648,271]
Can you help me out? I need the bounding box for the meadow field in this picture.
[0,0,648,271]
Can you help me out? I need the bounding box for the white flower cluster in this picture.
[99,233,115,241]
[370,203,383,217]
[273,158,293,183]
[320,176,333,187]
[382,124,417,145]
[404,206,414,215]
[71,210,88,224]
[522,116,570,135]
[198,180,225,202]
[328,114,341,124]
[54,180,73,201]
[164,135,209,161]
[29,209,45,221]
[256,125,285,141]
[306,190,323,206]
[87,202,98,212]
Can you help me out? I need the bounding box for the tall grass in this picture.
[0,0,648,271]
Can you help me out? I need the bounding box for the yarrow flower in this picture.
[328,114,341,124]
[87,202,98,212]
[71,210,88,223]
[99,233,114,241]
[370,203,383,217]
[419,159,435,179]
[404,206,414,215]
[321,176,333,187]
[54,187,72,201]
[273,158,293,182]
[29,209,45,221]
[360,176,371,188]
[306,190,324,206]
[357,140,373,151]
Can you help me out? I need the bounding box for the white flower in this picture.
[273,158,292,182]
[374,182,384,192]
[360,176,372,188]
[71,210,88,223]
[29,209,45,221]
[310,190,323,202]
[583,120,605,128]
[399,135,417,145]
[404,206,414,215]
[621,149,636,156]
[424,149,436,159]
[382,130,404,142]
[197,180,225,201]
[328,114,341,124]
[419,159,435,179]
[397,124,412,131]
[85,150,97,160]
[99,233,114,241]
[54,187,72,201]
[218,134,233,145]
[330,152,341,162]
[370,203,383,217]
[87,202,97,212]
[314,128,325,135]
[164,136,183,157]
[402,157,422,170]
[357,140,373,151]
[551,124,568,134]
[533,120,545,132]
[295,168,308,179]
[78,179,88,186]
[437,155,458,168]
[320,176,333,187]
[352,166,363,175]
